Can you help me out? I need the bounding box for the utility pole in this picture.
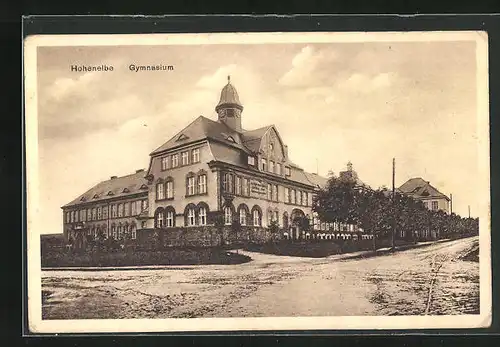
[391,158,396,251]
[468,205,471,218]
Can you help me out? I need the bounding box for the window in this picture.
[267,183,272,200]
[261,158,267,171]
[118,204,123,217]
[270,143,274,151]
[70,211,74,223]
[66,212,70,223]
[198,174,207,194]
[268,210,273,225]
[97,207,102,220]
[253,209,261,226]
[240,208,247,226]
[235,176,241,195]
[273,210,279,223]
[269,161,275,173]
[272,185,278,201]
[224,207,232,225]
[432,201,439,210]
[291,189,296,204]
[92,208,97,220]
[284,187,290,203]
[172,154,179,167]
[166,210,174,227]
[118,225,123,239]
[87,209,91,220]
[124,202,130,216]
[199,207,207,226]
[142,199,148,211]
[131,202,136,216]
[242,178,249,196]
[135,201,142,214]
[156,182,165,200]
[223,173,233,193]
[187,208,196,226]
[166,180,174,199]
[181,151,189,165]
[248,156,255,165]
[111,205,117,218]
[80,210,86,222]
[111,225,117,239]
[102,206,108,219]
[304,192,309,206]
[285,166,291,176]
[296,190,300,205]
[187,176,196,196]
[156,211,164,228]
[277,163,282,175]
[161,156,169,171]
[141,221,147,228]
[192,148,200,163]
[130,224,136,239]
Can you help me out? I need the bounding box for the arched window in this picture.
[224,206,232,225]
[187,208,196,226]
[199,207,207,226]
[251,206,262,227]
[130,223,137,239]
[283,212,289,230]
[237,204,249,226]
[111,224,117,239]
[154,207,165,228]
[165,206,176,227]
[267,208,273,226]
[117,224,123,239]
[240,208,247,226]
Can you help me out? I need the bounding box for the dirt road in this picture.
[41,237,479,319]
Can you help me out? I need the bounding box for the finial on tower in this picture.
[347,161,353,172]
[227,75,231,83]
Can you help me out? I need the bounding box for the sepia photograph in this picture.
[24,31,491,333]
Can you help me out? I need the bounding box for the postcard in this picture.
[24,31,491,333]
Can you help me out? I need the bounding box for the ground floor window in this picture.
[224,207,232,225]
[240,209,247,226]
[166,211,174,227]
[187,208,196,226]
[130,225,136,239]
[199,207,207,226]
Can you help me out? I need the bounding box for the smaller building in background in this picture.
[398,177,450,213]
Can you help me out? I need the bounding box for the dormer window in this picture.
[93,194,99,199]
[107,191,114,196]
[139,184,148,190]
[122,188,130,193]
[248,156,255,166]
[269,143,274,151]
[261,158,267,171]
[226,136,236,143]
[80,196,87,202]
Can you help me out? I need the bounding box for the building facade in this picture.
[398,177,451,213]
[61,77,365,246]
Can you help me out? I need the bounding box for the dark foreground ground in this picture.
[41,236,479,319]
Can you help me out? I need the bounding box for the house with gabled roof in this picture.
[61,76,359,245]
[398,177,451,213]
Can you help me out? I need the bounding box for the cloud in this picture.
[278,46,337,87]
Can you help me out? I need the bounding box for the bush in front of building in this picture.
[41,246,251,267]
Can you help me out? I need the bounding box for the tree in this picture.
[213,211,225,246]
[314,176,359,226]
[268,219,280,243]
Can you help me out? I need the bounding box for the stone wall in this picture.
[136,225,274,248]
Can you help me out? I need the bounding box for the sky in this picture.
[34,39,481,234]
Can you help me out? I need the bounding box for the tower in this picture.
[215,75,244,132]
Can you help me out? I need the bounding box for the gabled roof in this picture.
[150,116,251,155]
[398,177,450,200]
[303,172,329,189]
[240,125,272,153]
[62,171,149,208]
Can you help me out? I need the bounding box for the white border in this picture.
[24,31,491,333]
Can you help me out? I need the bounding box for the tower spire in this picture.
[227,75,231,83]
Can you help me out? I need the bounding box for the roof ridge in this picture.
[150,115,205,155]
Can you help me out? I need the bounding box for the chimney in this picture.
[136,169,144,173]
[110,176,117,180]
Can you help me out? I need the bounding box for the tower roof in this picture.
[215,75,243,112]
